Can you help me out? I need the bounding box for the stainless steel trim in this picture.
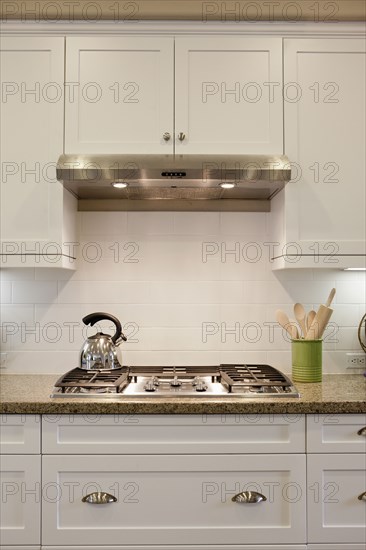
[82,492,117,504]
[232,491,267,503]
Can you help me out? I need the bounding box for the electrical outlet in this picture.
[346,352,366,368]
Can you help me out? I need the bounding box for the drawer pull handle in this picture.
[357,427,366,436]
[82,492,117,504]
[358,492,366,501]
[232,491,267,504]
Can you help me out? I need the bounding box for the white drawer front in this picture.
[0,415,41,454]
[0,455,41,545]
[42,454,306,546]
[42,414,305,454]
[0,547,40,550]
[307,414,366,453]
[307,454,366,544]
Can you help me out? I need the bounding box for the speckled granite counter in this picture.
[0,373,365,414]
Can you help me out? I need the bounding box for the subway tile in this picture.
[127,212,174,234]
[174,212,220,235]
[0,281,12,304]
[220,212,267,237]
[80,211,128,237]
[12,281,58,304]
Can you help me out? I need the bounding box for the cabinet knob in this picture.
[232,491,267,504]
[82,492,117,504]
[358,491,366,501]
[163,132,171,141]
[178,132,186,141]
[357,427,366,436]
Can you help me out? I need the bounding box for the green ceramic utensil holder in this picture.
[292,339,322,382]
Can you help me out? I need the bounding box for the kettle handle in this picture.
[82,312,127,344]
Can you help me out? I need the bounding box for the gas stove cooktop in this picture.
[51,364,300,398]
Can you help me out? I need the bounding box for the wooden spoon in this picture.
[306,310,316,332]
[294,303,306,338]
[276,310,299,340]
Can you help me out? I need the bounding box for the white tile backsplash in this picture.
[1,211,365,373]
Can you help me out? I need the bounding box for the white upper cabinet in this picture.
[65,36,283,155]
[0,37,77,269]
[65,37,174,154]
[270,38,366,269]
[175,36,283,154]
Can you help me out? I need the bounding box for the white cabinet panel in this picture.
[308,545,366,550]
[274,38,366,267]
[42,413,305,454]
[0,455,41,545]
[307,413,366,453]
[65,37,174,154]
[0,37,76,268]
[0,414,40,454]
[175,36,283,154]
[307,454,366,544]
[42,454,306,546]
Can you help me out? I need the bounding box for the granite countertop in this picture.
[0,373,365,414]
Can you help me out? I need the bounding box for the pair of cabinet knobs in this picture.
[163,132,185,142]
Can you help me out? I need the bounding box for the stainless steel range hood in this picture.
[56,154,291,212]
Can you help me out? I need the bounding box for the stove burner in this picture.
[51,364,299,398]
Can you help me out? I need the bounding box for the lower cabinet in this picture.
[42,454,306,546]
[0,455,41,545]
[307,454,366,544]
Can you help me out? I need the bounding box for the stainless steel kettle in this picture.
[80,312,127,370]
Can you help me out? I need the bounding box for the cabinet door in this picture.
[65,37,174,154]
[0,37,70,265]
[0,455,41,545]
[42,454,306,546]
[307,454,366,544]
[283,39,366,261]
[175,36,283,154]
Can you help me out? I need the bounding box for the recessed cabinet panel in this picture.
[65,37,174,154]
[307,414,366,453]
[0,414,41,454]
[0,38,64,243]
[282,38,366,258]
[42,414,305,454]
[307,454,366,544]
[0,455,41,545]
[175,37,283,154]
[42,454,306,546]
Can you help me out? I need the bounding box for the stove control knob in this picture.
[192,376,201,386]
[195,381,207,392]
[152,377,160,386]
[170,376,182,387]
[144,378,157,392]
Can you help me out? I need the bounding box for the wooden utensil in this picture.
[289,318,300,340]
[305,289,336,340]
[276,310,299,340]
[294,303,307,338]
[306,310,316,332]
[325,288,336,308]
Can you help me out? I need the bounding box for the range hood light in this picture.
[219,182,236,189]
[343,267,366,271]
[111,181,128,189]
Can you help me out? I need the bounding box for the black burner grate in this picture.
[55,367,129,393]
[220,364,292,389]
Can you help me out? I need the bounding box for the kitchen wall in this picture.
[0,211,365,374]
